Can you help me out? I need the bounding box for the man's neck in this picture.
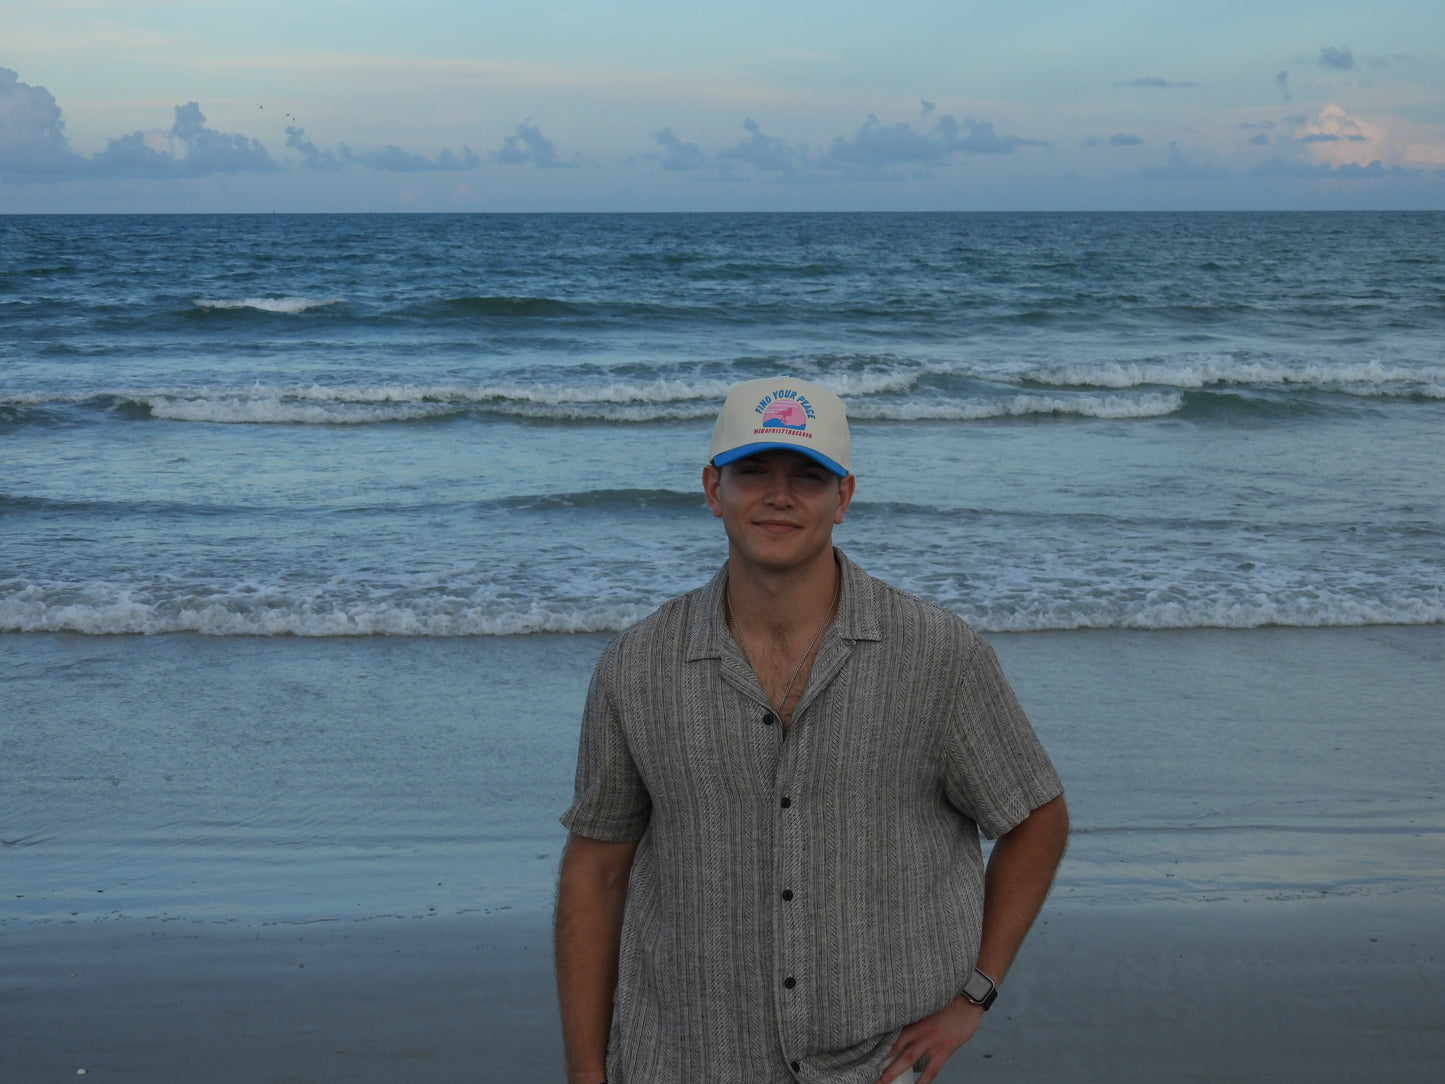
[725,546,840,644]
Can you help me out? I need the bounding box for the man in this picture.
[555,376,1068,1084]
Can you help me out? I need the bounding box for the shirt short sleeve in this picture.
[560,641,653,842]
[942,636,1063,840]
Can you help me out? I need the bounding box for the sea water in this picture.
[3,212,1443,923]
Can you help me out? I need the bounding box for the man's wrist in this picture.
[960,966,998,1010]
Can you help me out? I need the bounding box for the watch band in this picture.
[961,966,998,1010]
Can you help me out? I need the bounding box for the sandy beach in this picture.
[3,894,1441,1082]
[4,624,1442,1081]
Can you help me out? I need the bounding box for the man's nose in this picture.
[761,470,797,504]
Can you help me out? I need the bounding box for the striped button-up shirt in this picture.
[562,551,1062,1084]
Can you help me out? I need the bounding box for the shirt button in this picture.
[781,889,794,901]
[783,976,797,989]
[780,796,791,809]
[791,1060,802,1072]
[762,712,776,726]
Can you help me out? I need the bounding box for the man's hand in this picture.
[877,997,984,1083]
[875,794,1069,1084]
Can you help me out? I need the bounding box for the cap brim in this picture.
[712,442,849,477]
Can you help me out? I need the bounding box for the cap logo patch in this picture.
[755,389,815,433]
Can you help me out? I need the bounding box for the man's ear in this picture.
[702,462,724,518]
[834,473,856,525]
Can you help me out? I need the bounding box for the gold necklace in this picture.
[725,572,841,715]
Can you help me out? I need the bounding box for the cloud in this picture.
[1276,71,1292,103]
[285,126,480,172]
[818,109,1049,176]
[285,127,346,171]
[3,67,482,186]
[1319,46,1354,70]
[92,101,279,179]
[1247,133,1270,146]
[1118,78,1198,89]
[826,114,952,168]
[719,118,811,173]
[1292,105,1371,147]
[1,71,278,183]
[1252,157,1404,179]
[1255,106,1430,174]
[650,127,709,171]
[666,109,1048,183]
[1138,142,1227,181]
[491,119,581,168]
[935,114,1049,154]
[0,67,90,180]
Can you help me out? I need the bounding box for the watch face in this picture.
[963,970,994,1002]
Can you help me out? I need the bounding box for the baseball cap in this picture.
[709,376,850,477]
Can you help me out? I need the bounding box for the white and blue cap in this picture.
[709,376,851,477]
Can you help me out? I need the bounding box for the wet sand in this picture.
[3,894,1441,1083]
[4,624,1442,1081]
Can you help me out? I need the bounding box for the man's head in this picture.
[704,378,854,574]
[708,376,850,478]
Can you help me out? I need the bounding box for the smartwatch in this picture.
[961,967,997,1010]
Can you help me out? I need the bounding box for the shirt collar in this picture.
[685,547,883,663]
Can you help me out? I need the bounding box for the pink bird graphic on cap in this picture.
[761,401,808,430]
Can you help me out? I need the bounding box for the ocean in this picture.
[3,211,1443,926]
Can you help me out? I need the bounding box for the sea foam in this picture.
[193,296,346,314]
[5,577,1439,637]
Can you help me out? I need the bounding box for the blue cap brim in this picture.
[712,442,849,477]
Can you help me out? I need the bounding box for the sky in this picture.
[2,0,1444,212]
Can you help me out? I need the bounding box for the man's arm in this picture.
[555,831,639,1084]
[878,794,1070,1084]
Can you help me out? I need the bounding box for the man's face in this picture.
[702,449,855,575]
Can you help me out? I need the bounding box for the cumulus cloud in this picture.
[1276,71,1292,103]
[1319,46,1355,70]
[0,67,88,179]
[1246,106,1420,174]
[4,67,486,185]
[719,118,811,173]
[1293,105,1371,146]
[935,113,1049,154]
[673,108,1046,182]
[491,119,581,168]
[820,108,1048,175]
[650,127,709,171]
[285,127,346,171]
[87,102,278,179]
[91,101,279,178]
[285,126,479,172]
[1253,157,1401,179]
[1,70,281,182]
[1280,104,1416,170]
[826,114,952,168]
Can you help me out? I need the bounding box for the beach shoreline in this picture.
[3,891,1441,1083]
[5,623,1442,1080]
